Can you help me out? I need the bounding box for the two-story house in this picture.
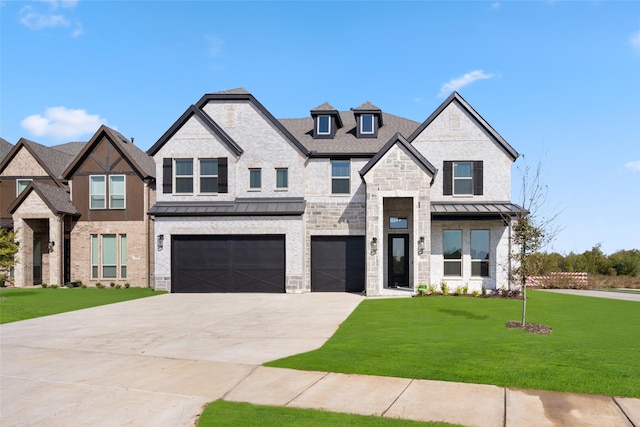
[148,88,523,295]
[0,126,156,288]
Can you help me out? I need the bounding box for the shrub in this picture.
[472,289,480,297]
[80,284,87,288]
[481,285,487,296]
[440,282,449,295]
[461,284,469,295]
[96,282,104,289]
[109,282,116,288]
[114,284,122,289]
[124,283,130,289]
[74,279,83,287]
[41,283,48,288]
[50,284,59,289]
[427,283,437,295]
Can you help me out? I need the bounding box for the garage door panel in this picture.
[311,236,365,293]
[172,235,285,293]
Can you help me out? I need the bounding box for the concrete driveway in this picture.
[0,292,363,426]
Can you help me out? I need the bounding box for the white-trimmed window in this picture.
[90,175,106,209]
[317,115,331,135]
[360,114,374,134]
[453,162,473,195]
[443,230,462,276]
[471,230,490,277]
[16,179,32,195]
[276,168,288,189]
[249,168,261,190]
[199,159,219,193]
[91,234,127,279]
[331,160,350,194]
[109,175,125,209]
[174,159,193,193]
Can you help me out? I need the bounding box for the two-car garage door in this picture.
[172,235,285,293]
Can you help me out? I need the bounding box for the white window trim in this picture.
[360,114,375,134]
[89,175,106,209]
[198,158,219,194]
[108,175,126,209]
[317,115,331,135]
[174,158,194,194]
[453,161,473,196]
[16,179,32,195]
[275,167,288,190]
[249,168,262,191]
[331,160,351,195]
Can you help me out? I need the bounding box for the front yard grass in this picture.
[0,287,163,324]
[266,290,640,398]
[198,400,462,426]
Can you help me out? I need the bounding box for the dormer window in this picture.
[311,102,343,139]
[353,102,382,138]
[360,114,374,134]
[317,115,331,135]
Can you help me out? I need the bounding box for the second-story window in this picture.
[249,168,261,190]
[90,175,106,209]
[453,162,473,195]
[109,175,125,209]
[200,159,219,193]
[360,114,374,134]
[317,115,331,135]
[331,160,350,194]
[174,159,193,193]
[444,161,483,196]
[276,168,288,189]
[16,179,32,195]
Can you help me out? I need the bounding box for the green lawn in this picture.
[198,400,462,426]
[0,287,163,323]
[266,290,640,397]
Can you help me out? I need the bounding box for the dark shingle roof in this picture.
[0,137,12,160]
[19,138,76,179]
[353,101,381,111]
[148,198,306,217]
[280,112,419,155]
[51,142,86,157]
[9,181,78,215]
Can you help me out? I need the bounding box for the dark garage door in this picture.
[172,235,285,293]
[311,236,365,292]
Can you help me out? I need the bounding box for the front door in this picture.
[33,236,42,285]
[388,234,409,288]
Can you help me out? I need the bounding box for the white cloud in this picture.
[630,29,640,54]
[439,69,496,97]
[20,106,108,140]
[206,35,224,57]
[19,0,82,36]
[491,2,501,10]
[625,161,640,172]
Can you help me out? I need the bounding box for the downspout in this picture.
[507,217,512,291]
[146,179,151,288]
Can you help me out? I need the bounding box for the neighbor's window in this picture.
[360,114,374,134]
[276,168,288,189]
[390,217,408,229]
[199,159,218,193]
[174,159,193,193]
[90,175,106,209]
[16,179,32,195]
[453,162,473,195]
[249,168,261,190]
[471,230,490,277]
[443,230,462,276]
[109,175,125,209]
[317,115,331,135]
[331,160,350,194]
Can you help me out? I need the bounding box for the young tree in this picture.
[509,158,561,326]
[0,228,18,281]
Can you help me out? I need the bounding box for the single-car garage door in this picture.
[311,236,365,292]
[172,235,285,293]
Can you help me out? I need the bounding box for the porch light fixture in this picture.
[48,241,55,252]
[157,234,164,251]
[418,236,425,255]
[370,237,378,255]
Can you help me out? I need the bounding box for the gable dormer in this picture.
[352,102,383,138]
[310,102,343,139]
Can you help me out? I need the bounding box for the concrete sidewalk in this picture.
[539,288,640,302]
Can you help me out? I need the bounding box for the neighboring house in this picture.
[148,88,523,295]
[0,126,156,287]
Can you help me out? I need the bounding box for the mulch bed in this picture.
[506,321,552,334]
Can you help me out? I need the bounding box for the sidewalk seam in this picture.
[284,371,330,406]
[613,396,637,427]
[381,378,414,417]
[503,388,508,427]
[220,364,259,400]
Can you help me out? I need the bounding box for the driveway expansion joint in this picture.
[381,378,414,417]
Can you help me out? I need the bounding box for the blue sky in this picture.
[1,1,639,254]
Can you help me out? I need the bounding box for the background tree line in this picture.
[530,245,640,277]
